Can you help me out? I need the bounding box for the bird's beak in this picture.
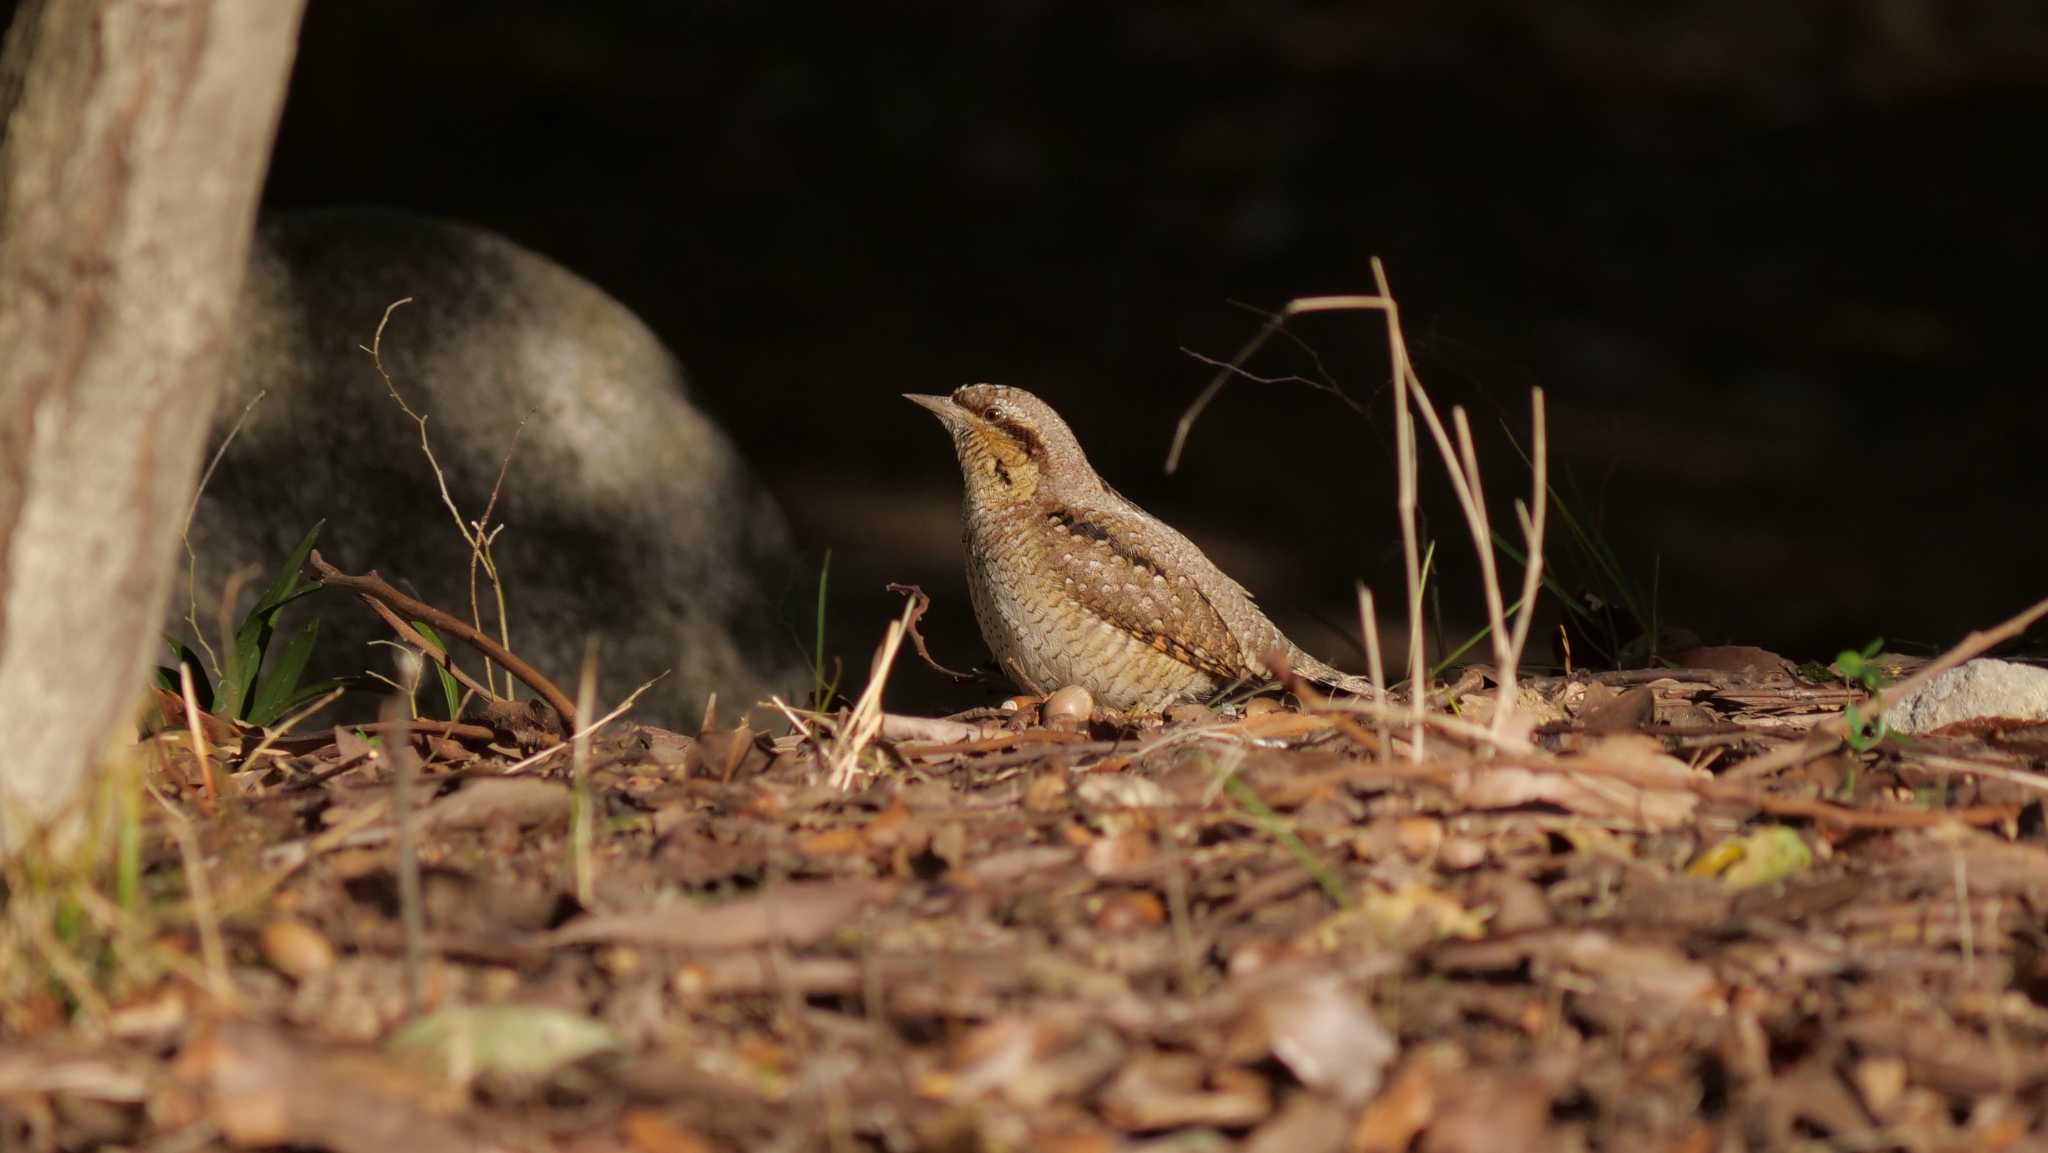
[903,392,959,424]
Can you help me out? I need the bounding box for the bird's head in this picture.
[905,384,1093,502]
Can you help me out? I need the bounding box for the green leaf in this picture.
[246,618,321,727]
[250,520,325,617]
[387,1004,619,1088]
[1843,704,1890,753]
[1703,831,1818,892]
[276,678,346,716]
[218,521,325,720]
[157,635,215,709]
[411,620,462,720]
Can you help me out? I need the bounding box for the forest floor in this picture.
[4,643,2048,1153]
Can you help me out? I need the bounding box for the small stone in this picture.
[1882,657,2048,734]
[1394,817,1443,861]
[1438,836,1487,870]
[1043,684,1094,731]
[259,918,336,981]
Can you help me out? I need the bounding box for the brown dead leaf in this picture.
[1673,645,1797,679]
[1420,1069,1552,1153]
[540,880,896,951]
[1353,1046,1460,1153]
[1246,1093,1350,1153]
[1581,685,1656,733]
[1250,973,1396,1104]
[1083,830,1157,880]
[417,777,571,831]
[1550,931,1722,1014]
[1099,1051,1272,1131]
[794,827,867,857]
[620,1108,721,1153]
[175,1021,472,1153]
[1458,738,1701,829]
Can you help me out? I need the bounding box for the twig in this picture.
[828,601,918,790]
[309,549,577,726]
[381,695,427,1018]
[570,639,599,907]
[149,786,232,1006]
[237,686,346,769]
[468,416,533,700]
[1357,584,1390,761]
[179,388,267,676]
[363,298,528,702]
[499,672,664,775]
[1498,391,1548,735]
[176,662,216,804]
[885,583,981,683]
[362,602,497,706]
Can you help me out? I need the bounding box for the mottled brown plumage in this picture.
[907,384,1370,711]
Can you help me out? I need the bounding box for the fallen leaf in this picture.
[387,1003,620,1088]
[1253,973,1396,1104]
[176,1021,471,1153]
[541,880,895,951]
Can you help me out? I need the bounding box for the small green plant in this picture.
[409,621,465,720]
[1829,638,1894,754]
[1831,637,1888,693]
[157,520,340,726]
[807,549,842,712]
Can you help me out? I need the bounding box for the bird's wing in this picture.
[1031,500,1283,682]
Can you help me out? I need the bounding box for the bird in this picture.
[906,384,1372,711]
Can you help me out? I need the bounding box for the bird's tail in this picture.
[1287,650,1378,698]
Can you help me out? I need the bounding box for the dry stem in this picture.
[309,550,577,726]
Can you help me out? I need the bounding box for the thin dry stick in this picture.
[309,550,577,726]
[466,415,533,699]
[10,893,110,1018]
[1490,391,1548,736]
[176,663,216,803]
[1726,590,2048,781]
[382,696,426,1018]
[570,639,599,907]
[363,298,523,701]
[1309,686,1538,755]
[828,600,918,791]
[1357,584,1390,761]
[499,672,665,775]
[362,602,497,706]
[180,388,268,675]
[237,686,346,771]
[211,564,260,692]
[150,788,231,1005]
[1174,276,1434,758]
[1449,407,1508,688]
[1502,390,1549,677]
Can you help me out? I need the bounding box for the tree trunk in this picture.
[0,0,304,848]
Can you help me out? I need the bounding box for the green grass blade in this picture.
[811,549,833,711]
[411,621,463,720]
[248,617,321,726]
[250,520,326,616]
[156,636,215,709]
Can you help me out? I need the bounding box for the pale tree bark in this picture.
[0,0,304,848]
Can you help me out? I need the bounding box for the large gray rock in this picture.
[181,207,804,725]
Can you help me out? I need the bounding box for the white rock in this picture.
[1882,658,2048,734]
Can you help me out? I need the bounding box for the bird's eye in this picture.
[984,403,1008,422]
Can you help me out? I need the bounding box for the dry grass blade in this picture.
[499,671,665,775]
[1356,583,1390,761]
[176,662,217,803]
[827,599,917,790]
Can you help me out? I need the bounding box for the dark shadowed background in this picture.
[128,4,2048,702]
